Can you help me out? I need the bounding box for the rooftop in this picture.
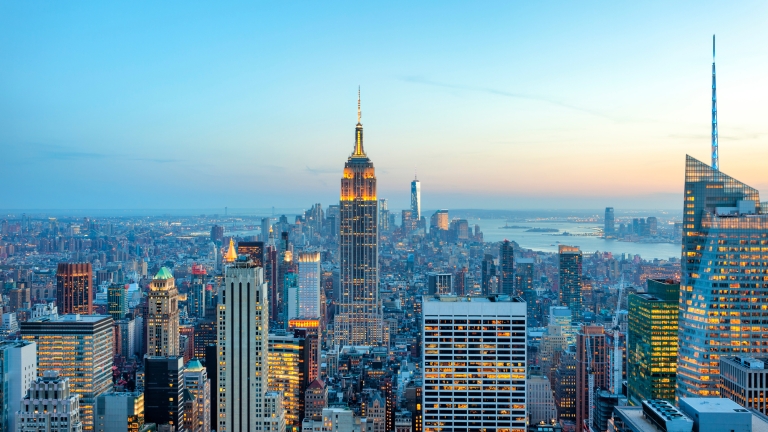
[154,267,174,280]
[424,294,524,303]
[679,397,749,414]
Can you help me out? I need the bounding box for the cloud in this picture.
[5,142,182,164]
[399,75,618,121]
[305,166,338,175]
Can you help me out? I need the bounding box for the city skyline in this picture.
[2,2,768,210]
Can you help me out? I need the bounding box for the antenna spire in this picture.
[357,86,361,124]
[711,34,719,171]
[352,87,365,157]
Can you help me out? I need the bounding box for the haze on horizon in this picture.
[2,1,768,212]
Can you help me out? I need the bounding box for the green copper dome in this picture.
[186,358,204,372]
[154,267,174,280]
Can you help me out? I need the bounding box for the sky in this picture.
[1,1,768,212]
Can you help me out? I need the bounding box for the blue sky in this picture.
[2,1,768,211]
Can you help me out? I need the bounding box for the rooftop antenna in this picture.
[711,34,719,171]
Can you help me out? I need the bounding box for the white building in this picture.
[17,370,82,432]
[302,408,357,432]
[0,340,37,432]
[218,258,270,431]
[1,312,19,337]
[95,392,145,432]
[184,359,211,432]
[422,295,527,432]
[264,391,286,432]
[528,375,557,425]
[297,252,321,319]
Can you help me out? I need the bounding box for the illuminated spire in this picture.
[712,34,719,171]
[353,87,366,157]
[225,238,237,262]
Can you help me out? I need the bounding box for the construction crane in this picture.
[610,275,625,394]
[586,335,595,432]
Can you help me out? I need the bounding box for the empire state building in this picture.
[334,90,382,346]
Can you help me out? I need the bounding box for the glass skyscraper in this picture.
[411,176,421,221]
[677,155,768,397]
[334,92,382,346]
[558,245,582,323]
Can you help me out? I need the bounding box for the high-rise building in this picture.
[268,331,309,428]
[261,218,271,243]
[147,267,180,357]
[95,392,147,432]
[481,254,496,295]
[426,273,452,296]
[298,251,321,319]
[411,176,421,221]
[515,258,536,324]
[422,295,527,432]
[144,356,185,430]
[720,356,768,416]
[237,241,264,267]
[21,314,113,431]
[189,264,207,319]
[334,90,382,347]
[627,279,679,404]
[558,245,582,323]
[604,207,615,237]
[553,345,577,423]
[107,283,128,320]
[17,371,82,432]
[379,199,390,232]
[0,340,36,432]
[56,262,93,315]
[575,325,608,432]
[304,379,328,419]
[210,225,224,243]
[528,375,557,426]
[284,270,299,323]
[430,210,449,232]
[677,155,768,398]
[498,240,515,296]
[264,392,287,432]
[289,319,321,385]
[184,359,211,432]
[217,258,269,431]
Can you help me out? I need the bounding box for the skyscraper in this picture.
[677,155,768,397]
[411,176,421,221]
[422,295,527,432]
[189,264,207,319]
[515,258,536,324]
[147,267,180,357]
[627,279,678,404]
[237,241,264,267]
[95,392,147,432]
[298,251,321,319]
[217,258,269,431]
[499,240,515,295]
[604,207,615,237]
[56,262,93,315]
[21,314,113,431]
[0,340,36,432]
[144,356,185,430]
[268,331,309,428]
[107,283,127,321]
[426,273,452,296]
[334,90,382,346]
[17,371,82,432]
[184,359,212,432]
[558,245,582,323]
[576,325,608,432]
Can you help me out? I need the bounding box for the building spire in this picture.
[353,87,365,157]
[712,34,719,171]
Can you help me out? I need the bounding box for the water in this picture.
[470,218,680,260]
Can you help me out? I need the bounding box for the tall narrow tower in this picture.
[147,267,180,357]
[711,34,719,170]
[411,175,421,221]
[334,88,382,346]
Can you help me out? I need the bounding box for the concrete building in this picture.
[679,398,752,432]
[304,379,328,420]
[217,258,269,431]
[21,314,113,431]
[422,295,527,432]
[528,375,557,425]
[721,356,768,416]
[0,340,36,432]
[17,371,82,432]
[95,392,147,432]
[298,252,322,319]
[183,359,211,432]
[609,400,693,432]
[264,392,286,432]
[147,267,180,357]
[425,273,452,296]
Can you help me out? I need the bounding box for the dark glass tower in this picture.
[334,90,381,346]
[56,262,93,315]
[499,240,515,295]
[558,245,582,322]
[677,155,768,397]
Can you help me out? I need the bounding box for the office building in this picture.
[605,207,615,237]
[144,356,185,430]
[237,241,264,267]
[297,251,321,319]
[147,267,180,357]
[0,340,36,432]
[677,156,768,397]
[334,91,382,346]
[107,283,128,321]
[430,210,449,232]
[184,359,211,432]
[553,345,576,422]
[284,270,299,322]
[217,258,269,431]
[289,318,321,384]
[264,392,286,432]
[528,375,557,425]
[549,306,574,345]
[304,379,328,419]
[720,356,768,416]
[426,273,452,296]
[411,176,421,221]
[481,254,497,295]
[21,314,113,431]
[558,245,582,322]
[210,225,224,243]
[679,398,752,432]
[422,295,527,432]
[268,331,309,428]
[17,371,82,432]
[499,240,515,295]
[627,279,679,404]
[575,325,608,431]
[95,392,147,432]
[610,401,693,432]
[189,264,207,319]
[56,262,93,315]
[515,258,536,323]
[260,218,271,243]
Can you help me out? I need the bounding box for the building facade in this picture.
[184,359,211,432]
[677,156,768,397]
[95,392,146,432]
[426,273,452,296]
[0,340,36,432]
[422,295,527,432]
[334,93,382,346]
[411,177,421,222]
[17,371,82,432]
[558,246,582,323]
[575,325,608,431]
[604,207,615,237]
[720,356,768,416]
[56,262,93,315]
[499,240,515,296]
[144,356,185,430]
[297,252,322,319]
[147,267,180,357]
[268,331,309,428]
